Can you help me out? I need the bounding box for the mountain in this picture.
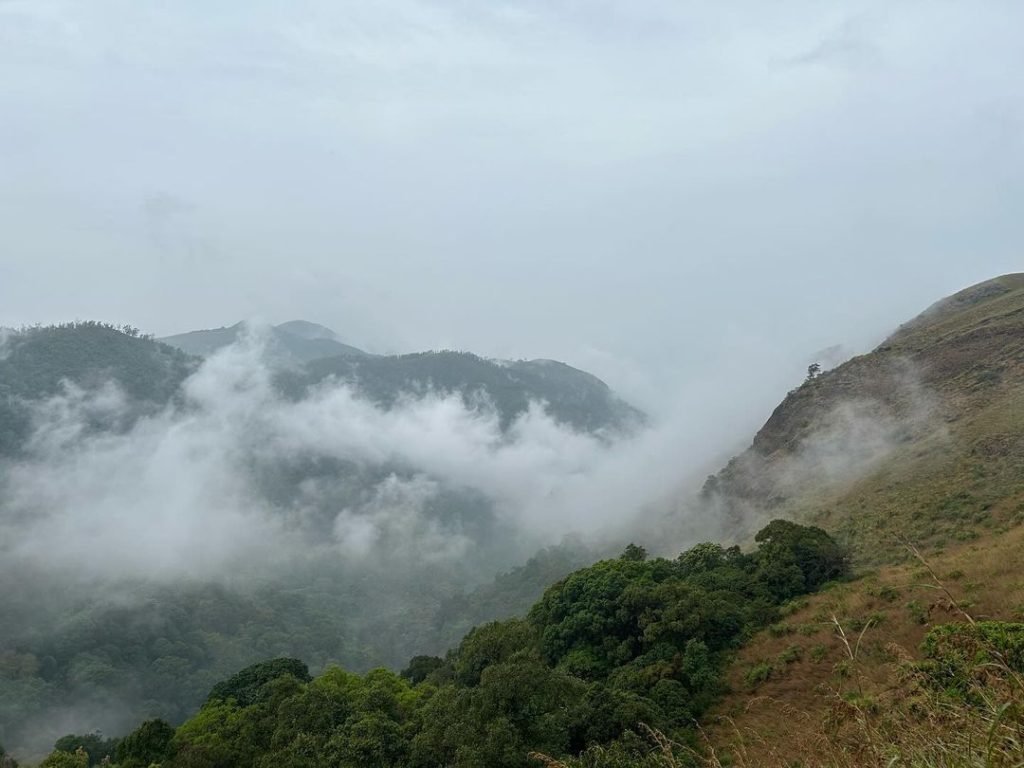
[692,275,1024,764]
[163,320,644,434]
[0,322,195,455]
[0,319,642,758]
[9,277,1024,766]
[158,321,369,367]
[287,351,643,433]
[706,273,1024,561]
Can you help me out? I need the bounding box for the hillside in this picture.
[0,323,195,455]
[708,273,1024,562]
[8,276,1024,766]
[704,525,1024,767]
[696,275,1024,765]
[22,520,851,768]
[0,321,643,759]
[289,352,643,434]
[162,320,644,434]
[158,321,369,367]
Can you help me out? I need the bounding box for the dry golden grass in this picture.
[703,527,1024,767]
[717,274,1024,565]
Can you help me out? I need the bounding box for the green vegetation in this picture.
[708,273,1024,563]
[50,734,117,767]
[0,322,194,455]
[115,720,175,768]
[206,658,313,708]
[0,322,617,756]
[38,750,87,768]
[288,351,644,434]
[30,521,848,767]
[919,621,1024,701]
[0,545,596,755]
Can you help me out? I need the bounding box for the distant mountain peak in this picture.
[885,273,1024,346]
[706,272,1024,561]
[275,320,341,342]
[158,320,368,366]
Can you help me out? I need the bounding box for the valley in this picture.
[4,275,1024,766]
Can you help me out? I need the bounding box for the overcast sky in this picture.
[1,1,1021,421]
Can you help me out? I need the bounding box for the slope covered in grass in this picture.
[709,273,1024,562]
[704,525,1024,766]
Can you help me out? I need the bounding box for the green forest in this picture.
[1,323,643,757]
[14,520,849,768]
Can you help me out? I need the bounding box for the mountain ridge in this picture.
[707,272,1024,560]
[6,276,1024,765]
[158,321,370,366]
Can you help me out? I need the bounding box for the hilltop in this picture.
[161,320,643,434]
[0,322,195,455]
[707,273,1024,561]
[158,321,368,367]
[696,274,1024,765]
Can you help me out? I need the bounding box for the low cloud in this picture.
[0,332,711,587]
[699,357,947,540]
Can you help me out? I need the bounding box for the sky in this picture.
[1,0,1022,421]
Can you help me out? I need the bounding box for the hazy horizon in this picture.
[4,4,1024,759]
[2,1,1023,423]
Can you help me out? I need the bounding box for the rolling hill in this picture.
[158,321,368,367]
[7,275,1024,766]
[161,320,643,434]
[695,274,1024,765]
[0,320,642,759]
[707,273,1024,562]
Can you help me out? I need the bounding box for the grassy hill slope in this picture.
[709,273,1024,562]
[699,275,1024,765]
[704,526,1024,767]
[0,323,195,455]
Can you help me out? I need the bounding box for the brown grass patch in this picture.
[703,526,1024,766]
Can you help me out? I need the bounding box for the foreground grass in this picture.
[700,527,1024,767]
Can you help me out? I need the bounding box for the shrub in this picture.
[744,663,774,688]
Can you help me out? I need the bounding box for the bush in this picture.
[777,645,803,665]
[919,621,1024,699]
[744,662,774,688]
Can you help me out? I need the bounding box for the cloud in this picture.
[698,357,949,544]
[0,332,717,587]
[779,16,881,69]
[2,1,1022,399]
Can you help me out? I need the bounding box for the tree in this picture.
[52,733,118,766]
[401,655,445,685]
[619,543,647,562]
[806,362,821,380]
[206,658,312,707]
[39,749,88,768]
[754,519,850,598]
[677,542,727,575]
[453,620,538,687]
[115,719,175,768]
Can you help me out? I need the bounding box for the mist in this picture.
[0,331,717,586]
[0,324,956,759]
[0,327,733,756]
[2,1,1021,760]
[2,1,1023,424]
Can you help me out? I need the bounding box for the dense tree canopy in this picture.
[34,521,848,768]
